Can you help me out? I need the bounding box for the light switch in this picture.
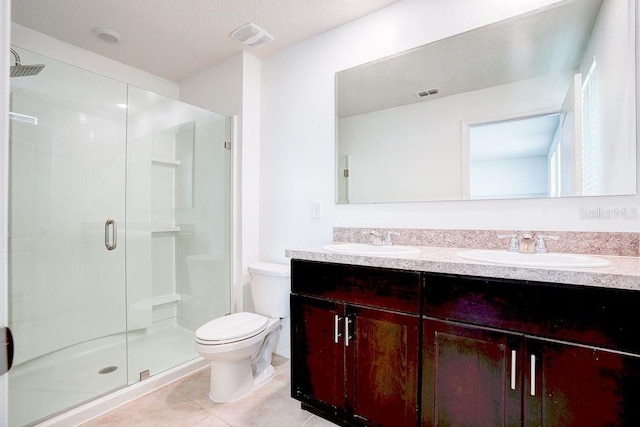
[311,200,323,219]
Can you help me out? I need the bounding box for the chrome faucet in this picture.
[497,234,519,252]
[383,231,399,246]
[519,233,535,253]
[534,234,560,253]
[498,232,560,253]
[362,230,383,245]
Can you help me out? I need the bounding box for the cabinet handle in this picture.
[345,317,352,347]
[510,350,516,390]
[334,315,341,344]
[530,354,536,396]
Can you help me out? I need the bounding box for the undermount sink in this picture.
[457,249,611,268]
[322,243,421,256]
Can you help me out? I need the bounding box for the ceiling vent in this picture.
[415,88,439,98]
[230,23,274,47]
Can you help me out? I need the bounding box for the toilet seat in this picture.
[195,312,268,345]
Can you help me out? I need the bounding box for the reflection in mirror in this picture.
[335,0,636,203]
[467,113,561,200]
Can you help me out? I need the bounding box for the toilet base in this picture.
[254,364,275,389]
[208,359,276,403]
[205,325,281,403]
[209,358,254,402]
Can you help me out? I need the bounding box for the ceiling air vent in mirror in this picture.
[415,88,439,98]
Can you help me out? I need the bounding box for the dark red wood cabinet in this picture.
[291,260,640,427]
[290,295,346,413]
[525,338,640,426]
[291,260,421,427]
[421,319,522,426]
[422,273,640,427]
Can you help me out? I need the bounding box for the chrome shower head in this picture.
[10,48,45,77]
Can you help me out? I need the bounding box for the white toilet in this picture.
[194,262,290,403]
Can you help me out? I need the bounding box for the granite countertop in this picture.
[285,245,640,291]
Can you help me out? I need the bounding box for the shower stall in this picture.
[5,47,232,426]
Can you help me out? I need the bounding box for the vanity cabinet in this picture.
[290,260,640,427]
[422,273,640,427]
[290,260,421,427]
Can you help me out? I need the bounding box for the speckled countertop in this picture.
[285,245,640,291]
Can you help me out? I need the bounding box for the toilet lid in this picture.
[195,312,268,343]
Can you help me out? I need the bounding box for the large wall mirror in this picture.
[335,0,637,203]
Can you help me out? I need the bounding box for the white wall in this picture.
[179,53,243,116]
[260,0,640,265]
[471,156,548,199]
[180,52,262,314]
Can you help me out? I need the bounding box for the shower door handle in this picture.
[104,219,117,251]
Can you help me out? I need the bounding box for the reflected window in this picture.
[468,113,560,199]
[549,137,562,197]
[582,57,600,195]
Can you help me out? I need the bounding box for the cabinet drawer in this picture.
[291,259,421,314]
[423,273,640,354]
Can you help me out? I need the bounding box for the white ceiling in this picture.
[336,0,603,118]
[470,113,561,162]
[11,0,400,82]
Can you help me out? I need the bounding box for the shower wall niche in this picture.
[128,121,196,331]
[151,124,194,324]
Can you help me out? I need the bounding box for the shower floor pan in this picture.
[8,323,197,427]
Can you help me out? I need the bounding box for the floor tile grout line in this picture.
[300,413,317,426]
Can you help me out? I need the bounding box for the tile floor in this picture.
[82,356,337,427]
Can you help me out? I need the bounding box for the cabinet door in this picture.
[290,295,346,414]
[350,306,420,427]
[422,319,522,427]
[525,339,640,426]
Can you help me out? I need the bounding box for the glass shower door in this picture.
[125,86,231,383]
[7,47,128,426]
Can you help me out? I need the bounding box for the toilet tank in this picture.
[248,262,291,318]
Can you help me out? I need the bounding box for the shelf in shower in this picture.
[151,224,181,233]
[152,293,181,306]
[151,158,181,167]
